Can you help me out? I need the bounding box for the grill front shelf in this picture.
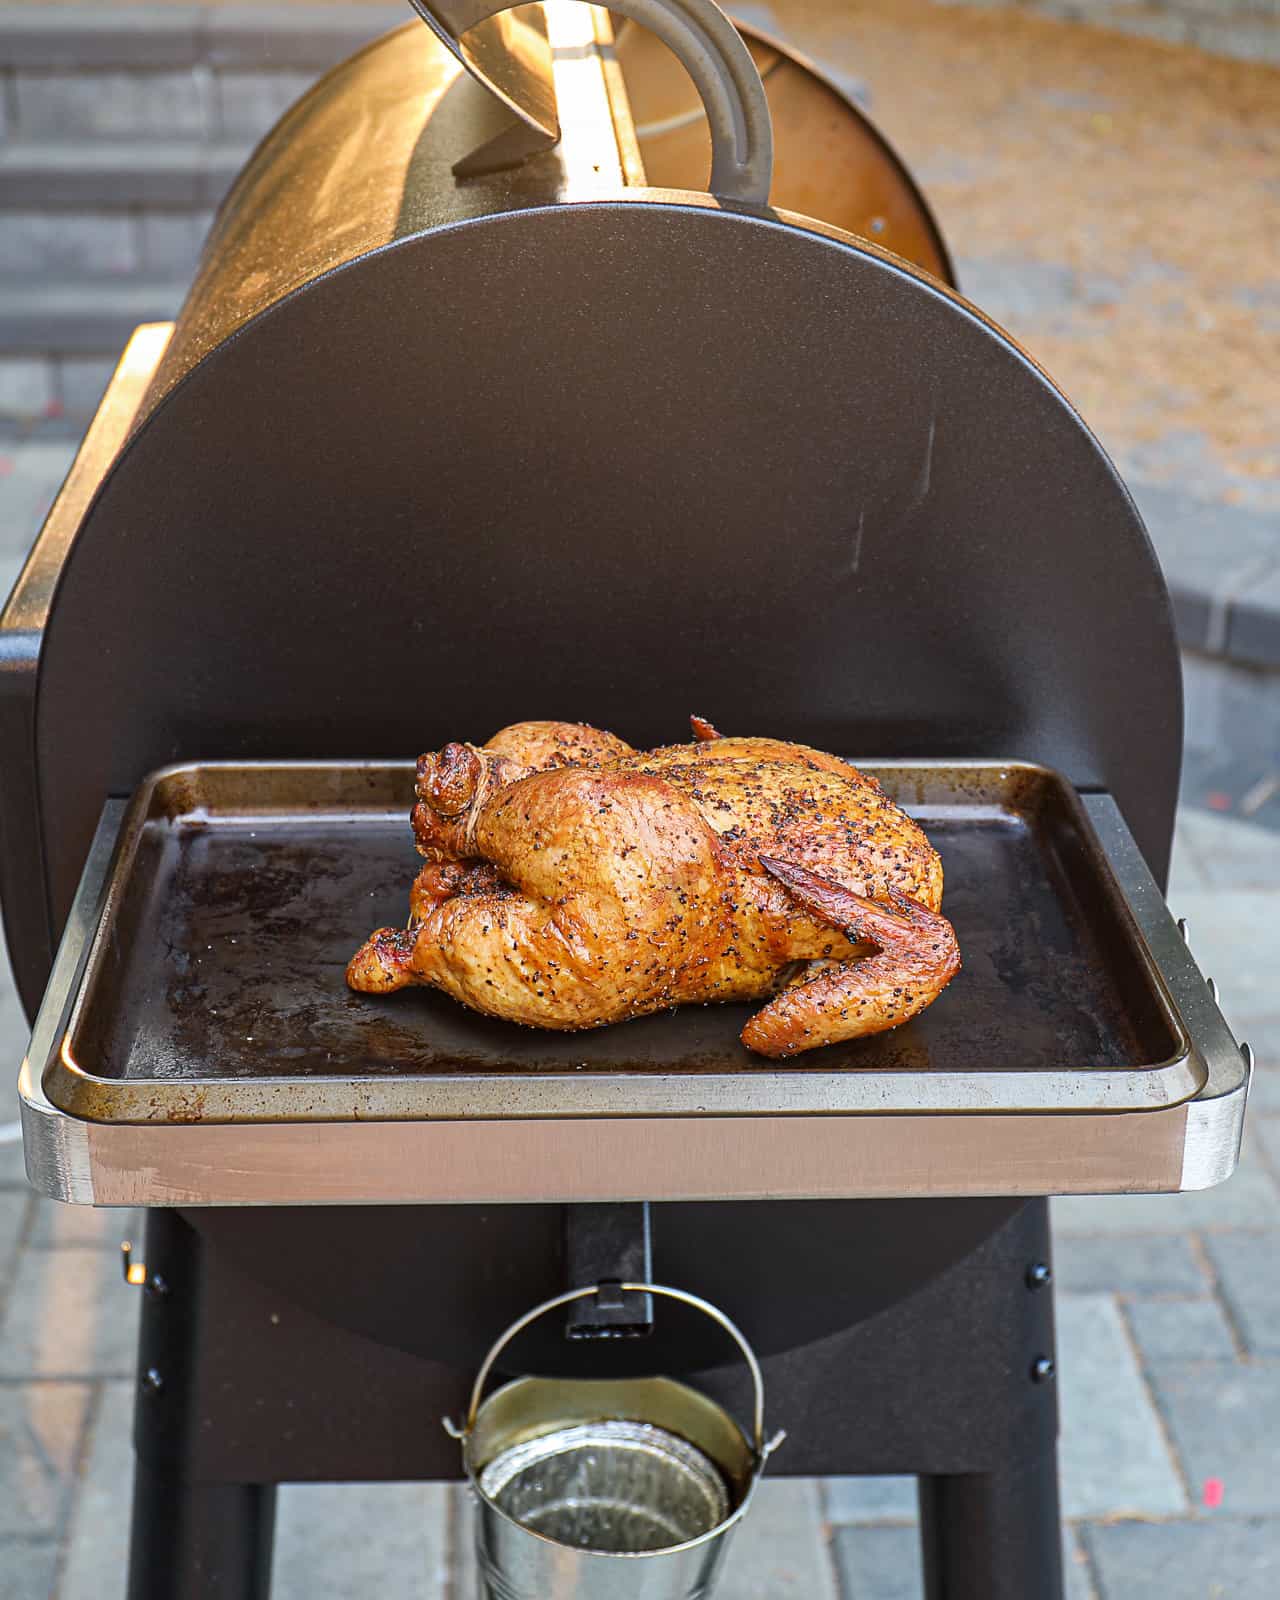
[18,761,1247,1205]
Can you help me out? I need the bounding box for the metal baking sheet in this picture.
[38,759,1218,1125]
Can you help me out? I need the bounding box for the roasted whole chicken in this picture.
[347,720,960,1057]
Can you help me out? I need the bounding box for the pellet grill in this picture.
[1,3,1251,1596]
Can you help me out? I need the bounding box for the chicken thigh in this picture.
[347,720,959,1057]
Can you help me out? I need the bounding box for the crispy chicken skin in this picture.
[347,719,959,1057]
[482,719,635,769]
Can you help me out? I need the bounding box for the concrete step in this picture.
[0,9,424,405]
[4,65,317,146]
[0,7,407,150]
[0,6,407,72]
[0,140,249,211]
[0,280,186,356]
[0,202,215,280]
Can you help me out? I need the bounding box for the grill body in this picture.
[0,12,1189,1599]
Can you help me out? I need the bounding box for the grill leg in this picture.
[917,1448,1064,1600]
[126,1208,277,1600]
[127,1469,276,1600]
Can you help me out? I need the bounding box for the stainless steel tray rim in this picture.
[36,757,1232,1126]
[48,1046,1208,1121]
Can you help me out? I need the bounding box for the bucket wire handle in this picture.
[456,1281,775,1459]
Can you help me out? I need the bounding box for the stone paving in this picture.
[958,0,1280,65]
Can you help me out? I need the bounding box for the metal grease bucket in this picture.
[446,1283,783,1600]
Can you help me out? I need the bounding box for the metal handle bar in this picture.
[461,1281,769,1456]
[411,0,773,204]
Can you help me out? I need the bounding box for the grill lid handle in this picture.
[408,0,774,204]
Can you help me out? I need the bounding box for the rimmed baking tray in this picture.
[38,759,1232,1124]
